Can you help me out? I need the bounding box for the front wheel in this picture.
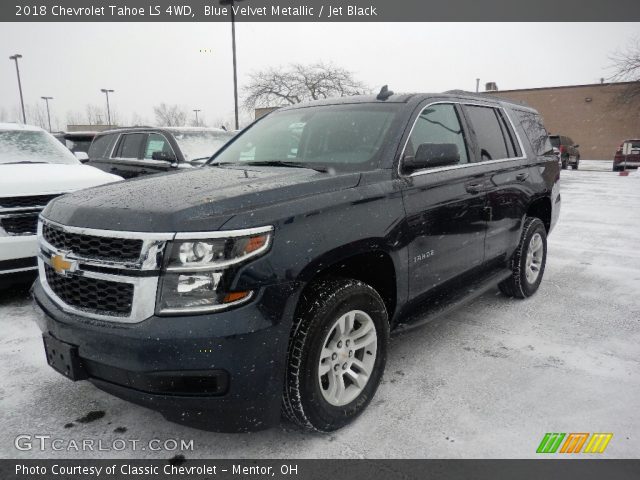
[499,217,547,298]
[283,278,389,432]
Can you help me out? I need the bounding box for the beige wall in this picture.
[488,83,640,160]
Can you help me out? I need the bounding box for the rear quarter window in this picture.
[513,109,552,156]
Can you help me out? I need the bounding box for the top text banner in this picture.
[4,0,640,22]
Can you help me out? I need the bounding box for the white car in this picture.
[0,123,122,288]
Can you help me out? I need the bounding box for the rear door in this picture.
[400,102,487,300]
[461,103,533,263]
[108,132,175,178]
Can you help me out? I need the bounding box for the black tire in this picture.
[613,165,622,172]
[572,158,579,170]
[561,158,568,169]
[499,217,547,299]
[282,278,389,432]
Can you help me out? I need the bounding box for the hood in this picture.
[1,163,121,196]
[43,165,361,232]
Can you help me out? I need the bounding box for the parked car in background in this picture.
[87,127,235,178]
[53,131,98,162]
[33,92,560,432]
[0,124,121,288]
[549,135,580,170]
[612,139,640,171]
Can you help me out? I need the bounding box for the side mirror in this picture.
[403,143,460,171]
[573,144,580,148]
[151,151,176,162]
[74,151,89,163]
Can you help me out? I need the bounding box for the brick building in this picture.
[487,82,640,160]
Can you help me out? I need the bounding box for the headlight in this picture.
[157,227,273,314]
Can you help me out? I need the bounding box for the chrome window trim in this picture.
[398,100,527,178]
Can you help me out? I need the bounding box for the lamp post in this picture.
[100,89,114,125]
[220,0,244,130]
[9,54,26,124]
[41,96,54,132]
[193,109,201,126]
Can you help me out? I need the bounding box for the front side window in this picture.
[114,133,145,159]
[404,103,469,166]
[209,103,401,172]
[464,105,511,161]
[172,130,234,163]
[144,133,175,159]
[0,130,79,165]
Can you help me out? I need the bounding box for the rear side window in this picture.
[464,106,511,161]
[88,134,115,158]
[514,110,553,156]
[114,133,145,159]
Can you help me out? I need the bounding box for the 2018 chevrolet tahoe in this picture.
[32,90,561,432]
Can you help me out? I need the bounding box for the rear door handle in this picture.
[465,182,485,194]
[516,172,529,182]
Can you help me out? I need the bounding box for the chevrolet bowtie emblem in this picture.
[51,254,76,275]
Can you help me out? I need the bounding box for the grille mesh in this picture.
[0,194,61,209]
[1,214,38,235]
[42,223,143,261]
[44,264,134,316]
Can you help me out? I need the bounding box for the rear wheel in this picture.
[499,217,547,298]
[572,157,579,170]
[283,278,389,432]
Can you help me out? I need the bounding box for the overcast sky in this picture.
[0,22,638,129]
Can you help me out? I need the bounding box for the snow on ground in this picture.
[1,160,639,459]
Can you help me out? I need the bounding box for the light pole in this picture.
[41,96,54,132]
[100,88,114,125]
[9,54,26,124]
[220,0,245,130]
[476,78,480,93]
[193,109,201,126]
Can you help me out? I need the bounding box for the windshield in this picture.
[0,130,80,165]
[172,130,235,162]
[549,136,560,147]
[209,103,401,172]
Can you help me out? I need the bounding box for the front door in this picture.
[400,103,487,300]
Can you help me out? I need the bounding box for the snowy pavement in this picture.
[1,160,639,459]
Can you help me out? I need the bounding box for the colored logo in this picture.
[51,254,76,275]
[537,433,612,454]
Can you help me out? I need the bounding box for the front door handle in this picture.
[465,182,485,194]
[516,172,529,182]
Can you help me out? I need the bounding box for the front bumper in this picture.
[0,235,38,287]
[32,280,299,432]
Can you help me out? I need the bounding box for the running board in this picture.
[393,268,512,335]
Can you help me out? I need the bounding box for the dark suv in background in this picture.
[33,91,560,433]
[87,127,235,178]
[549,135,580,170]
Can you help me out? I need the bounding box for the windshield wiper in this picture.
[215,161,328,172]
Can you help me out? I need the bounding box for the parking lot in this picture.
[1,160,639,459]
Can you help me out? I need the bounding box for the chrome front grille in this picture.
[43,222,143,261]
[0,194,62,237]
[38,218,174,323]
[44,264,134,316]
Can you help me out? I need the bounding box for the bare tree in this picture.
[86,104,104,125]
[153,103,187,126]
[609,37,640,107]
[130,113,149,127]
[243,62,369,110]
[66,110,85,126]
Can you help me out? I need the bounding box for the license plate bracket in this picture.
[43,335,88,381]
